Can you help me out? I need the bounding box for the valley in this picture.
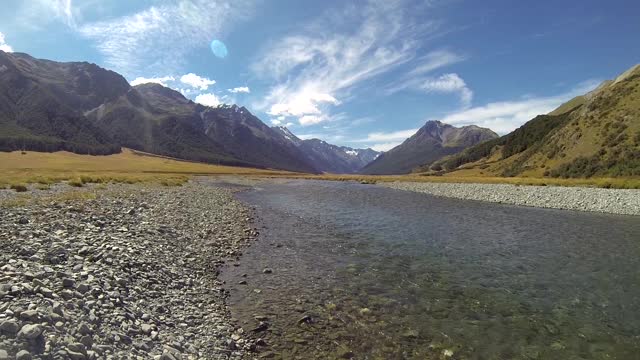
[0,16,639,360]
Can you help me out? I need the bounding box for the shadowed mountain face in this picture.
[360,120,498,175]
[88,83,318,172]
[429,63,640,178]
[272,126,380,174]
[0,51,126,154]
[0,51,318,173]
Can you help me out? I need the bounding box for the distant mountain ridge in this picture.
[3,51,636,178]
[272,126,379,173]
[0,51,317,173]
[427,63,640,178]
[360,120,498,175]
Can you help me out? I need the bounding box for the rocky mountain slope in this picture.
[89,83,316,172]
[272,126,379,173]
[360,121,498,175]
[0,51,317,173]
[427,63,640,178]
[0,51,125,155]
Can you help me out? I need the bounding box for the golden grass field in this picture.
[1,149,638,190]
[0,149,294,189]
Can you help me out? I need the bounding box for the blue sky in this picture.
[1,0,638,151]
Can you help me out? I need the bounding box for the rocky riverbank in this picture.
[0,179,259,359]
[380,182,640,215]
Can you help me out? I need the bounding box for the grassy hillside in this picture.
[0,149,294,189]
[427,64,640,179]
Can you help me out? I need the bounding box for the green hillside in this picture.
[426,64,640,178]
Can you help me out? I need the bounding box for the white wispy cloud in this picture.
[0,32,13,52]
[130,76,175,87]
[267,92,340,118]
[79,0,256,77]
[180,73,216,91]
[370,142,403,152]
[361,128,419,143]
[297,134,321,140]
[299,115,327,126]
[409,49,466,76]
[420,73,473,107]
[13,0,79,30]
[228,86,250,93]
[383,50,467,96]
[194,93,223,108]
[252,0,447,127]
[53,0,75,27]
[441,79,602,134]
[350,128,419,152]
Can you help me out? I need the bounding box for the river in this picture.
[220,180,640,359]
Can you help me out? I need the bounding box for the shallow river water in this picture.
[220,180,640,359]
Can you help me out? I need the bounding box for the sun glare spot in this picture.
[210,39,228,58]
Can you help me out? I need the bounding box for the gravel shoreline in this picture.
[380,182,640,216]
[0,180,259,359]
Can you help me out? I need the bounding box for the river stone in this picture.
[0,349,7,360]
[18,324,43,339]
[0,319,20,334]
[77,283,90,294]
[66,350,86,360]
[15,350,32,360]
[141,324,153,335]
[78,323,92,335]
[80,335,93,348]
[68,343,86,353]
[20,309,40,321]
[62,278,76,288]
[0,180,256,359]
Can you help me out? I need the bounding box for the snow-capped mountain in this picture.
[272,127,380,174]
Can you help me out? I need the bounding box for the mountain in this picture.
[0,51,125,154]
[88,83,317,172]
[0,51,317,173]
[272,126,380,173]
[427,63,640,178]
[360,120,498,175]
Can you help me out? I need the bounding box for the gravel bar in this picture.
[381,182,640,216]
[0,179,260,359]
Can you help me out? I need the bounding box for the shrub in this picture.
[10,184,28,192]
[68,179,84,187]
[35,183,50,191]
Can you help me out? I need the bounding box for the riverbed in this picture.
[221,180,640,359]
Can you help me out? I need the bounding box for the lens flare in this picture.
[210,40,228,58]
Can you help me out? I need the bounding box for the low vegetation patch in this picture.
[9,184,28,192]
[0,149,294,189]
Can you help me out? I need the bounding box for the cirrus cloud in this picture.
[79,0,257,77]
[252,0,452,129]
